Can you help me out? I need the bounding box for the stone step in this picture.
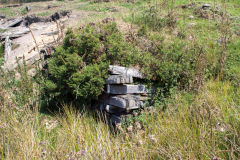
[106,84,147,94]
[106,95,145,109]
[109,65,144,79]
[105,104,125,114]
[110,114,121,124]
[106,75,133,84]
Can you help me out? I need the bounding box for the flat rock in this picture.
[106,75,133,84]
[0,26,30,40]
[106,95,145,110]
[109,65,144,78]
[202,4,211,9]
[105,104,125,114]
[0,18,23,30]
[6,18,23,28]
[106,84,147,94]
[110,114,121,124]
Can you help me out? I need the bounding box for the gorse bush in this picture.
[40,22,141,107]
[38,0,239,110]
[40,21,204,109]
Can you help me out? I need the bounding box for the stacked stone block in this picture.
[99,65,148,125]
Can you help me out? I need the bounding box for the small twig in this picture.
[52,35,58,46]
[56,20,64,42]
[42,39,46,47]
[55,20,61,43]
[28,26,41,59]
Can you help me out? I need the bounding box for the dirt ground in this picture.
[0,0,110,70]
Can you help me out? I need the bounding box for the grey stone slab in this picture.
[107,95,145,110]
[0,27,30,40]
[105,104,125,114]
[106,75,133,84]
[7,18,23,28]
[106,84,147,94]
[110,114,121,124]
[109,65,144,78]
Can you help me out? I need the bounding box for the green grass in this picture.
[37,12,50,17]
[0,79,239,159]
[0,6,24,17]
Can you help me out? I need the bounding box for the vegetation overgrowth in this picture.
[0,0,239,159]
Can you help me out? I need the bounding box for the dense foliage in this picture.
[40,21,207,107]
[40,15,240,108]
[40,22,141,106]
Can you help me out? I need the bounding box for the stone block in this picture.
[107,95,145,110]
[105,75,133,84]
[109,65,144,78]
[110,114,121,124]
[105,104,125,114]
[106,84,147,94]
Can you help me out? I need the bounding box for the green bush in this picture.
[40,21,207,109]
[41,20,239,110]
[40,22,141,107]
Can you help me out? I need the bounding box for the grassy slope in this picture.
[0,0,240,159]
[0,79,239,159]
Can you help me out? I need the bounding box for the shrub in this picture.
[141,39,197,91]
[40,22,141,107]
[40,21,206,109]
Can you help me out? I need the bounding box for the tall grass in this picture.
[0,79,239,159]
